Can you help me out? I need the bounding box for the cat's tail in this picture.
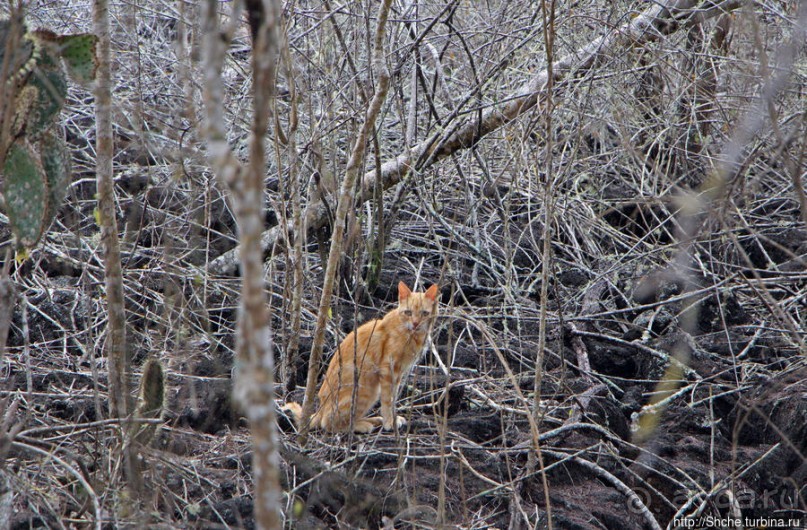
[281,401,303,425]
[281,401,321,430]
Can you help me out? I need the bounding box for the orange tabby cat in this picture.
[284,281,439,433]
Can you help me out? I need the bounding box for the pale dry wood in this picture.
[296,0,394,443]
[93,0,128,422]
[544,447,664,530]
[208,0,744,277]
[93,0,144,504]
[201,0,283,527]
[12,441,102,530]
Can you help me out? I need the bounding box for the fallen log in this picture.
[208,0,742,276]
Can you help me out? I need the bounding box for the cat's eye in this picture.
[420,310,431,317]
[402,309,413,316]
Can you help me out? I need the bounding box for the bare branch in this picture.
[208,0,744,276]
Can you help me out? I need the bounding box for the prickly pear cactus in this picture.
[53,33,98,86]
[0,16,34,86]
[39,130,72,227]
[0,15,97,252]
[19,44,67,139]
[135,358,166,445]
[3,141,49,249]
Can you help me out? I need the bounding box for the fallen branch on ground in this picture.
[208,0,742,276]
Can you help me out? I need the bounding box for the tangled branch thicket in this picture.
[1,1,805,528]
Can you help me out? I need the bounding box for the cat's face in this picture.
[397,282,439,332]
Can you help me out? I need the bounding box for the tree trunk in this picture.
[94,0,143,508]
[201,0,284,527]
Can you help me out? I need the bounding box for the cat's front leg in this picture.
[379,365,404,430]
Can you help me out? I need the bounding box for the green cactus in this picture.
[137,358,166,418]
[0,17,34,88]
[1,25,96,139]
[1,17,98,254]
[39,130,71,229]
[134,358,166,445]
[0,18,34,153]
[3,140,49,249]
[54,33,98,85]
[23,41,68,138]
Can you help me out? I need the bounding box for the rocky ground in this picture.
[3,203,806,528]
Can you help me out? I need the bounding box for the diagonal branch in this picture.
[296,0,394,443]
[208,0,743,276]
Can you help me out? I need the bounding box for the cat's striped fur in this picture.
[284,282,439,433]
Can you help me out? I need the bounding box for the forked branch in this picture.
[208,0,743,276]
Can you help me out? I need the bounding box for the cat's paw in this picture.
[382,415,407,431]
[353,419,378,433]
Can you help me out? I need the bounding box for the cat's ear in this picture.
[398,281,412,300]
[425,284,439,301]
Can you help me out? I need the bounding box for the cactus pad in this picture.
[138,359,166,418]
[0,18,96,254]
[24,43,68,138]
[3,140,49,249]
[39,130,71,229]
[56,34,98,85]
[0,17,34,87]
